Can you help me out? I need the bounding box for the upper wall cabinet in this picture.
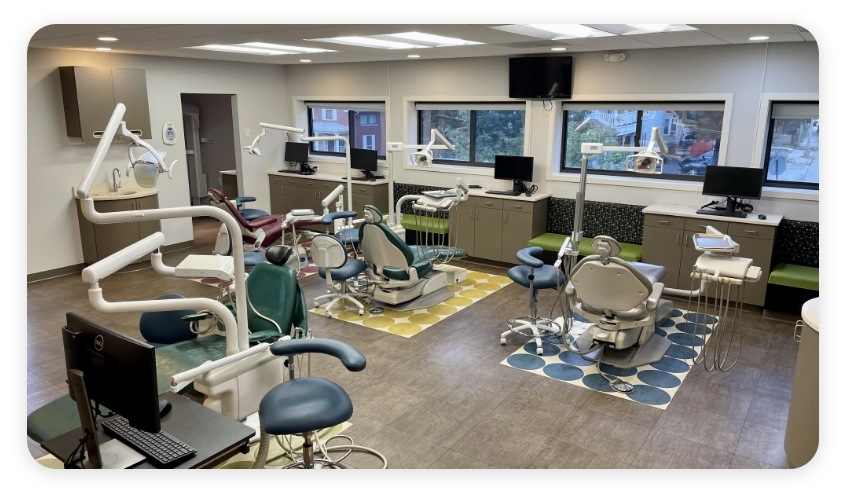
[59,66,151,143]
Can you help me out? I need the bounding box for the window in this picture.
[763,102,819,189]
[416,102,525,167]
[306,102,386,157]
[561,102,726,179]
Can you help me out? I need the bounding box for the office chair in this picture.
[564,236,672,390]
[310,234,367,317]
[252,338,374,469]
[500,246,566,355]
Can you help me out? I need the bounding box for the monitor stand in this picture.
[512,180,528,194]
[68,369,145,469]
[349,170,384,181]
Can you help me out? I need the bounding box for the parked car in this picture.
[679,150,714,175]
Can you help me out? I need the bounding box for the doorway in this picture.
[180,93,242,241]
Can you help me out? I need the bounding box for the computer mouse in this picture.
[159,399,172,418]
[758,214,767,220]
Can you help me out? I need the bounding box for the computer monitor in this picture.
[701,165,764,215]
[62,312,162,434]
[350,147,378,180]
[494,155,534,193]
[284,142,309,164]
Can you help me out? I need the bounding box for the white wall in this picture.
[28,42,820,277]
[283,42,820,221]
[27,48,288,275]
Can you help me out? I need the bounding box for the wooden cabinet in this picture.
[76,194,161,265]
[60,66,151,143]
[268,174,388,221]
[457,195,548,264]
[641,211,777,306]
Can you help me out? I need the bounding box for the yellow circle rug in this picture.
[311,268,510,338]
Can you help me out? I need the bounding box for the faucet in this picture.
[112,168,121,192]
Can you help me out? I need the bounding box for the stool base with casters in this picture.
[502,316,562,355]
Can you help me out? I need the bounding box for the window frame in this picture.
[415,101,527,168]
[559,101,728,181]
[305,101,386,159]
[761,100,819,191]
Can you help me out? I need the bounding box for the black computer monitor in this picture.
[62,312,162,434]
[494,155,534,193]
[701,165,764,215]
[284,142,309,164]
[350,147,378,180]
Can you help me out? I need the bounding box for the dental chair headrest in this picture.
[363,204,383,224]
[592,236,622,263]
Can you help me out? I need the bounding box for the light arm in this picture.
[77,104,128,198]
[243,123,304,156]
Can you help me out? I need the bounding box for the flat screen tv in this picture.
[509,56,573,99]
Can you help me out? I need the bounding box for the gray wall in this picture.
[27,41,819,277]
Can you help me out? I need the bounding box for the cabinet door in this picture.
[455,204,476,256]
[61,67,116,143]
[135,195,161,242]
[92,198,142,262]
[679,230,702,292]
[642,225,683,289]
[269,180,286,215]
[111,68,151,139]
[501,210,534,264]
[474,206,503,261]
[729,235,772,306]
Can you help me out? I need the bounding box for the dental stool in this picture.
[501,246,566,355]
[310,234,367,317]
[252,338,376,469]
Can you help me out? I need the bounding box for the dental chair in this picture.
[231,195,270,222]
[310,233,367,317]
[358,205,453,311]
[564,236,673,378]
[500,246,566,355]
[208,188,286,251]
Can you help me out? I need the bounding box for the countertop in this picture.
[643,203,783,226]
[466,188,551,202]
[74,181,159,201]
[268,170,390,186]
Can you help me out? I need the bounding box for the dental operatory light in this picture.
[409,129,455,168]
[242,123,305,157]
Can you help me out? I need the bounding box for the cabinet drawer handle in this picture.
[658,220,671,225]
[676,234,680,245]
[512,204,523,209]
[684,234,689,246]
[93,131,105,138]
[744,229,758,234]
[484,202,493,206]
[698,225,710,229]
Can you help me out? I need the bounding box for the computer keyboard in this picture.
[102,416,197,467]
[695,209,747,218]
[485,190,521,196]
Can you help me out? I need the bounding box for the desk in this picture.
[41,392,254,469]
[641,204,782,306]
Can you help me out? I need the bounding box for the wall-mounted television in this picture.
[509,56,573,99]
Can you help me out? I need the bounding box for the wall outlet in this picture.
[387,142,403,151]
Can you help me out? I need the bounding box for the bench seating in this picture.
[764,219,819,316]
[527,232,643,262]
[400,214,450,234]
[768,263,819,291]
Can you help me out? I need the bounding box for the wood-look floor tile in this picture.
[426,371,516,417]
[654,401,744,453]
[340,424,448,469]
[389,395,480,448]
[581,391,664,429]
[428,449,491,469]
[344,378,433,425]
[532,438,629,469]
[734,421,789,468]
[488,387,581,437]
[450,417,550,469]
[556,407,652,464]
[745,393,791,431]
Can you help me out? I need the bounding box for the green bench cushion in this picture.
[768,263,819,291]
[400,215,450,234]
[527,233,643,262]
[27,334,229,444]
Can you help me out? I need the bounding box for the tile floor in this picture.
[27,217,803,471]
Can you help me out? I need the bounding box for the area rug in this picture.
[501,309,717,410]
[311,270,512,338]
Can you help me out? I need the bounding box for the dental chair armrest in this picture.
[322,210,358,225]
[269,338,366,372]
[516,246,545,269]
[180,311,215,322]
[234,196,257,208]
[248,215,282,230]
[646,282,664,310]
